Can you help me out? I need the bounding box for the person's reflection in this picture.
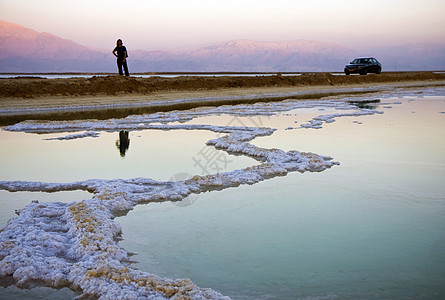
[116,130,130,157]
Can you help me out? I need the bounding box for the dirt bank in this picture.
[1,72,444,98]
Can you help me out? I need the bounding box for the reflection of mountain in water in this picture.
[116,131,130,157]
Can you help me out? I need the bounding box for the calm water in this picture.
[117,95,445,299]
[0,129,256,184]
[1,92,444,299]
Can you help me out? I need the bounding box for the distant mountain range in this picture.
[1,20,444,73]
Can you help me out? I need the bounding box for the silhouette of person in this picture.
[112,39,130,76]
[116,130,130,157]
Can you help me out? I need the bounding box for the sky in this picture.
[1,0,444,51]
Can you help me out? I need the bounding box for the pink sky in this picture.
[1,0,444,50]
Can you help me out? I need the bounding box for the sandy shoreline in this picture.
[1,72,445,125]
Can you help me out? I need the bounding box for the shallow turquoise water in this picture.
[118,95,445,299]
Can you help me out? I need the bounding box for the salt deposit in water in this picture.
[0,89,419,299]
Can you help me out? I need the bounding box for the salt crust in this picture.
[44,131,100,140]
[0,91,411,299]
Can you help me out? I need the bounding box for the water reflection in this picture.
[0,129,257,183]
[116,130,130,157]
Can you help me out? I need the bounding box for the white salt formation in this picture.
[4,94,388,134]
[44,131,100,140]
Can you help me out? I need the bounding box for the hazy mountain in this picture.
[370,43,445,71]
[1,20,444,73]
[130,39,356,72]
[0,20,109,72]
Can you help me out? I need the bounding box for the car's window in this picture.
[352,58,375,64]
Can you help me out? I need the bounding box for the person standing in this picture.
[112,39,130,76]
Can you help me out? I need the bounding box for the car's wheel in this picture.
[345,70,350,75]
[376,68,381,74]
[360,69,367,75]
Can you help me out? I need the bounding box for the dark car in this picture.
[344,57,382,75]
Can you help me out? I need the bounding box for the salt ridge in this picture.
[4,96,379,134]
